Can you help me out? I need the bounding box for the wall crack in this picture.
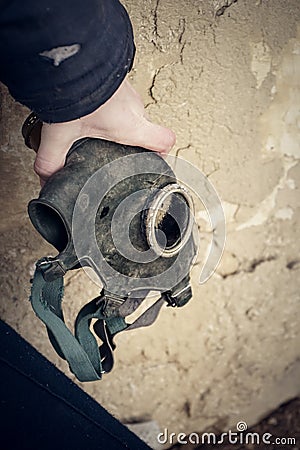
[151,0,163,50]
[178,18,186,64]
[220,255,277,279]
[214,0,238,17]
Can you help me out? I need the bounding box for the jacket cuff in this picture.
[0,0,135,123]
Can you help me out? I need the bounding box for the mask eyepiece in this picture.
[144,183,194,258]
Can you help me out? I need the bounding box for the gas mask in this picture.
[23,113,196,382]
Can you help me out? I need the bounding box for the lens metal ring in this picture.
[145,183,194,258]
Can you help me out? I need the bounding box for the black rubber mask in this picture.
[23,113,196,381]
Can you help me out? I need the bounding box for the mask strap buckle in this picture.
[36,256,66,281]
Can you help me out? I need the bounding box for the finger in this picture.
[132,118,176,154]
[34,123,75,181]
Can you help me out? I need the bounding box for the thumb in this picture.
[34,122,75,184]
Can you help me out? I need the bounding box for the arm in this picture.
[0,0,175,183]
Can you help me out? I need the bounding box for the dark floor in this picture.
[169,397,300,450]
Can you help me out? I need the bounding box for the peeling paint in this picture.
[197,201,238,226]
[261,26,300,158]
[250,41,272,89]
[39,44,81,67]
[275,207,294,220]
[236,159,297,230]
[286,178,296,189]
[238,28,300,231]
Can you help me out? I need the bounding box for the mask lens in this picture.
[155,192,189,249]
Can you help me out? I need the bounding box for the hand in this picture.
[34,78,176,185]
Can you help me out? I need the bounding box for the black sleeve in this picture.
[0,0,135,123]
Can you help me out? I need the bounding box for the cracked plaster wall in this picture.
[0,0,299,444]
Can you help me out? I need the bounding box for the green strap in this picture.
[30,261,191,382]
[30,265,103,382]
[76,304,128,374]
